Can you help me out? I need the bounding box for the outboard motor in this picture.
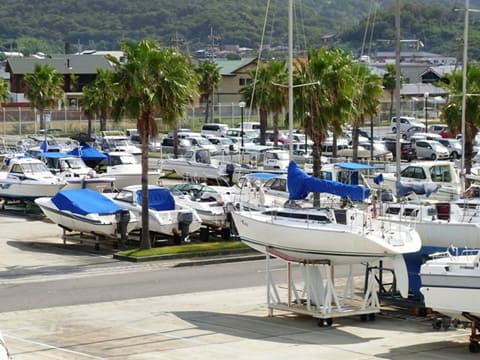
[115,209,131,248]
[178,211,193,242]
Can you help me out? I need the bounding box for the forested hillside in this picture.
[1,0,480,58]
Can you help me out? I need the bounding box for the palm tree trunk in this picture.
[389,91,394,122]
[140,111,151,250]
[311,137,323,208]
[204,94,210,123]
[259,109,268,145]
[273,112,279,147]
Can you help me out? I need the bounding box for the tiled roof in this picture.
[214,57,257,75]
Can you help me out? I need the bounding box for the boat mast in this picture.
[460,0,469,192]
[288,0,294,159]
[394,0,402,183]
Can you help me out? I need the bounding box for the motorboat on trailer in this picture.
[39,152,116,192]
[420,248,480,352]
[35,188,138,239]
[370,161,462,201]
[168,182,231,240]
[161,148,231,181]
[232,161,421,266]
[107,185,202,243]
[420,248,480,320]
[0,156,67,201]
[93,150,163,190]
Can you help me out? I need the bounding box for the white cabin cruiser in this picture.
[40,152,116,192]
[371,161,461,201]
[108,185,202,243]
[420,248,480,320]
[35,188,138,239]
[96,151,163,190]
[0,156,67,200]
[161,148,230,181]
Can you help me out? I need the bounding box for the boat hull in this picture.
[0,180,65,200]
[420,255,480,319]
[232,210,420,265]
[35,198,137,238]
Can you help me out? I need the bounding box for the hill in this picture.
[1,0,480,58]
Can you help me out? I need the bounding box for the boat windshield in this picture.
[64,158,86,170]
[21,163,50,174]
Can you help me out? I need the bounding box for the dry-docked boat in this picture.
[35,188,138,238]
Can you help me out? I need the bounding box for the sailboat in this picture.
[231,161,421,265]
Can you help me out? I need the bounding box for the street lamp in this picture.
[238,101,246,156]
[424,92,429,133]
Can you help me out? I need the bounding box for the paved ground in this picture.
[0,211,477,359]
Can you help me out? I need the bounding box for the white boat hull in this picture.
[162,159,226,179]
[35,198,137,238]
[0,179,66,200]
[232,209,421,265]
[420,253,480,319]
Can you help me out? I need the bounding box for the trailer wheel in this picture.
[469,341,480,353]
[368,313,376,321]
[199,227,210,242]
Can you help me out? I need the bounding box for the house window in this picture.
[239,78,251,86]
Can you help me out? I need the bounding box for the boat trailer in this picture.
[265,247,380,326]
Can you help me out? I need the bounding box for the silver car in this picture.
[414,140,449,160]
[438,138,462,159]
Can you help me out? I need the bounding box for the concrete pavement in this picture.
[0,211,477,359]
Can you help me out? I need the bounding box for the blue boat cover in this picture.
[244,172,278,180]
[287,161,371,201]
[52,189,123,215]
[396,182,441,198]
[38,152,74,159]
[69,144,107,161]
[335,162,378,171]
[136,188,175,211]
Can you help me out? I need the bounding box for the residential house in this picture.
[5,54,115,107]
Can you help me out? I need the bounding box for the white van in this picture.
[200,123,229,137]
[235,121,260,131]
[391,116,424,134]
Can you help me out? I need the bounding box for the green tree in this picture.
[23,64,64,131]
[196,60,221,123]
[108,39,197,250]
[295,47,354,205]
[0,78,8,104]
[81,68,115,132]
[240,59,287,145]
[382,64,396,123]
[350,63,383,162]
[442,63,480,179]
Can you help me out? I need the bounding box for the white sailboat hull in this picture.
[232,209,421,265]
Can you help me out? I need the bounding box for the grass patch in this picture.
[118,241,248,258]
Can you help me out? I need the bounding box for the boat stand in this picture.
[462,312,480,353]
[60,227,117,250]
[265,248,380,326]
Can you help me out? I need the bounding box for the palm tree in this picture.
[23,64,64,132]
[108,39,198,250]
[196,60,221,123]
[382,64,396,122]
[350,63,383,162]
[81,68,115,133]
[295,47,354,189]
[240,59,287,145]
[442,62,480,179]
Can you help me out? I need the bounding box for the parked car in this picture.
[383,137,416,161]
[185,136,219,155]
[427,124,449,135]
[161,137,192,154]
[437,138,462,159]
[414,139,450,160]
[403,125,425,140]
[206,136,238,154]
[391,116,424,134]
[201,123,229,137]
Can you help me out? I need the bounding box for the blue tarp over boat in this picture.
[396,182,441,198]
[69,144,107,162]
[136,188,175,211]
[287,161,371,201]
[52,189,123,215]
